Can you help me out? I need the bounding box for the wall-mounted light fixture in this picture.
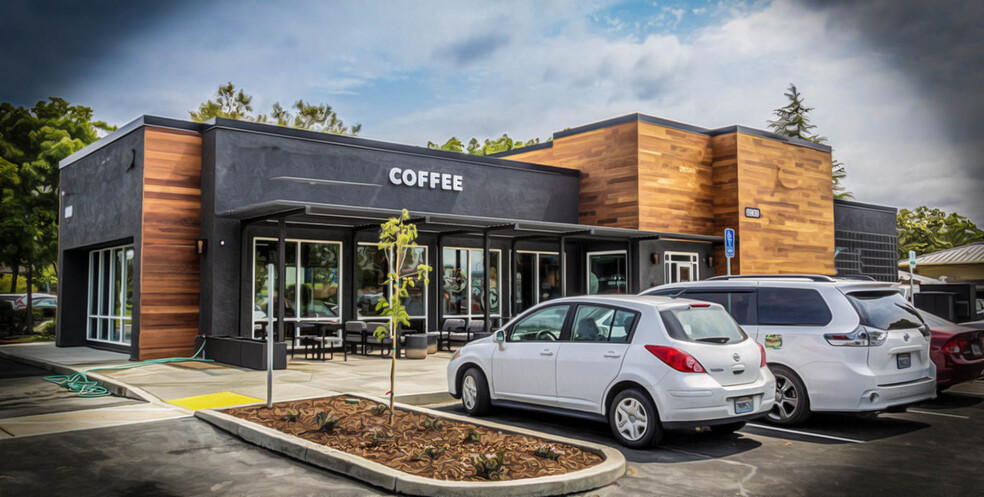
[704,255,714,267]
[196,238,207,256]
[650,252,660,264]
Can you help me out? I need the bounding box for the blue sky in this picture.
[2,0,981,225]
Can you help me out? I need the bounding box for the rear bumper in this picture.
[652,369,775,424]
[661,410,768,430]
[803,360,937,412]
[935,357,984,389]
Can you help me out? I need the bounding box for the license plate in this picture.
[897,353,911,369]
[972,343,982,356]
[735,397,753,414]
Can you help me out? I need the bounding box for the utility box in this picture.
[914,292,957,322]
[919,284,980,323]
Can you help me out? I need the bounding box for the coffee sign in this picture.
[388,167,463,192]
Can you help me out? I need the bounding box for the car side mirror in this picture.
[494,330,505,343]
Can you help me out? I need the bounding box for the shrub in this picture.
[533,445,564,460]
[472,451,506,480]
[462,427,482,443]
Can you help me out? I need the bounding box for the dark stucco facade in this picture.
[833,198,899,282]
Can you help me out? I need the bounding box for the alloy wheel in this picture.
[769,373,799,422]
[462,374,478,411]
[614,397,649,441]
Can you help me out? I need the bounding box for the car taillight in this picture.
[824,326,887,347]
[645,345,706,373]
[757,342,767,367]
[689,303,710,308]
[943,336,968,355]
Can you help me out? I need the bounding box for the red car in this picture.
[919,310,984,391]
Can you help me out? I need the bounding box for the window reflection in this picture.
[442,248,501,318]
[588,252,627,295]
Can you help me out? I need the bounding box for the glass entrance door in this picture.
[515,252,560,313]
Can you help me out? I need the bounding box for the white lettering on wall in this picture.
[388,167,463,192]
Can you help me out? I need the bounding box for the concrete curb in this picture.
[0,347,158,404]
[196,393,625,497]
[393,390,454,406]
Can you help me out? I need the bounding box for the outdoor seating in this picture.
[403,333,428,359]
[288,322,315,358]
[344,320,367,355]
[425,331,440,354]
[439,318,467,351]
[466,320,491,341]
[302,322,345,361]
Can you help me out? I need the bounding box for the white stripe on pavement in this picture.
[745,423,866,444]
[905,409,969,419]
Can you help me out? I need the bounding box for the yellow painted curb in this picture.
[167,392,261,411]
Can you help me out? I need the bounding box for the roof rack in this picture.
[835,274,877,281]
[705,274,837,282]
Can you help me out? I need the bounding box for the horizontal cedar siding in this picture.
[139,127,202,360]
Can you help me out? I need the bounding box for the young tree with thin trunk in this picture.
[372,210,431,425]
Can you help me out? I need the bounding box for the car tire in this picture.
[608,388,662,448]
[710,421,746,435]
[460,367,491,416]
[767,364,811,426]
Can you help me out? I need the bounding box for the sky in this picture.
[2,0,982,225]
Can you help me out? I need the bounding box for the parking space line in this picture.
[745,423,866,444]
[905,409,969,419]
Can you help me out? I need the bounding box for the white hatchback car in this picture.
[447,295,775,448]
[642,275,938,425]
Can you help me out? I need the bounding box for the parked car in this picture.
[917,310,984,391]
[641,275,937,426]
[4,293,56,311]
[447,295,775,448]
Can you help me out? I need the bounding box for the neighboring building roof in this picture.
[899,242,984,267]
[492,112,833,157]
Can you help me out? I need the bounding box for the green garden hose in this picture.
[43,338,213,398]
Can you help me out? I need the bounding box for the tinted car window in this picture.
[570,305,638,343]
[660,307,747,344]
[758,288,831,326]
[684,291,755,325]
[645,287,683,297]
[510,305,569,342]
[847,291,924,330]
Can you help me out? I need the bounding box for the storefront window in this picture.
[87,244,133,345]
[665,252,699,283]
[515,251,560,313]
[588,251,627,295]
[358,244,427,319]
[253,238,339,338]
[442,248,501,318]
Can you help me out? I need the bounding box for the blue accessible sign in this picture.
[724,228,735,258]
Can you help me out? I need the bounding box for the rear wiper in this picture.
[695,337,730,343]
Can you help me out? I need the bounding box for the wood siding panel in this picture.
[636,122,715,235]
[506,122,640,228]
[711,133,740,275]
[735,133,834,275]
[139,127,202,360]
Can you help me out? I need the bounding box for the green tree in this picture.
[767,83,852,199]
[0,98,115,328]
[427,134,541,156]
[371,209,430,425]
[897,206,984,258]
[190,82,361,136]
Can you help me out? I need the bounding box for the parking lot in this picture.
[0,350,981,496]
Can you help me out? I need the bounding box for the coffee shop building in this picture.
[55,113,898,365]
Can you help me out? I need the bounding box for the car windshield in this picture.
[659,306,747,344]
[847,291,924,330]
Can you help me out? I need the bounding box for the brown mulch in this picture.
[224,396,604,481]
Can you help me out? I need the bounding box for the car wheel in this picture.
[608,388,662,448]
[710,421,746,435]
[767,364,811,426]
[460,368,491,416]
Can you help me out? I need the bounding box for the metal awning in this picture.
[219,200,724,243]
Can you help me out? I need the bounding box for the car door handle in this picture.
[604,352,622,358]
[540,350,554,356]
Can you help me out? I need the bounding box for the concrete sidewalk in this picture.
[0,342,453,408]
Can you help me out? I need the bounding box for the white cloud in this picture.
[51,0,981,225]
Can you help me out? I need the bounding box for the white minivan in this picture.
[642,275,937,425]
[447,295,775,448]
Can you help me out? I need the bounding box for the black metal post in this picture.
[483,231,491,333]
[510,237,518,318]
[277,218,286,343]
[560,235,568,297]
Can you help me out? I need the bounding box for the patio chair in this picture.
[304,323,346,361]
[441,318,469,352]
[344,320,367,355]
[467,320,492,341]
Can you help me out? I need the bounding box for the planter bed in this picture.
[199,394,625,496]
[225,395,601,480]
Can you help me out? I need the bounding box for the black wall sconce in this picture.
[196,238,207,256]
[650,252,660,264]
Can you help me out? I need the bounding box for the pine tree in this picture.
[768,84,852,199]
